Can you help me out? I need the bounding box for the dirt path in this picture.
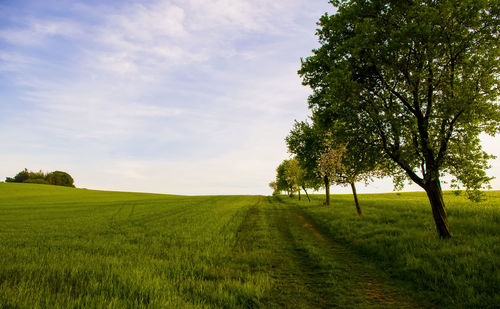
[234,197,426,308]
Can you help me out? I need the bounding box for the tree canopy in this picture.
[6,169,75,187]
[299,0,500,237]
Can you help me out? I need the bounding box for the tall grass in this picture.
[289,191,500,308]
[2,183,498,308]
[0,183,269,308]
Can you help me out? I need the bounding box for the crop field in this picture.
[0,183,498,308]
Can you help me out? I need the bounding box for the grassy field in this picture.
[0,183,498,308]
[286,191,500,308]
[0,183,270,308]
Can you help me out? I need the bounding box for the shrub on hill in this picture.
[5,169,75,187]
[5,169,30,183]
[46,171,74,187]
[24,178,49,184]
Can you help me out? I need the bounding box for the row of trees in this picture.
[273,0,499,238]
[272,122,377,215]
[6,169,75,187]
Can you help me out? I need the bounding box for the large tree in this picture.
[300,0,500,237]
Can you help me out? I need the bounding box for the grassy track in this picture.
[242,197,422,308]
[286,191,500,308]
[0,183,497,308]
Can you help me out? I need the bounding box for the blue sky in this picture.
[1,0,499,195]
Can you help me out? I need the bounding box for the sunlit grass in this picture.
[0,183,268,308]
[1,183,498,308]
[289,190,500,308]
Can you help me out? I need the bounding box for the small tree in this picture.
[25,170,48,184]
[286,121,329,204]
[6,168,30,183]
[317,141,346,206]
[46,171,75,187]
[268,181,279,195]
[314,107,386,215]
[285,158,313,202]
[276,160,294,197]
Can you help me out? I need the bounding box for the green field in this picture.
[0,183,498,308]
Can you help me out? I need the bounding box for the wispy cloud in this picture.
[5,0,496,195]
[0,18,81,46]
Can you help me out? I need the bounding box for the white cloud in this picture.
[6,0,498,196]
[185,0,270,31]
[19,80,189,142]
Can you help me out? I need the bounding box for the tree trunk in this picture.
[302,186,311,202]
[350,182,362,216]
[298,190,301,201]
[324,175,330,206]
[424,178,452,238]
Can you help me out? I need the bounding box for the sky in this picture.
[1,0,499,195]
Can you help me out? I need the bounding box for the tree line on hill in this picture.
[5,169,75,187]
[272,0,499,238]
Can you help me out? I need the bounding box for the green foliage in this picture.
[6,168,30,183]
[286,120,324,190]
[284,158,302,192]
[299,0,500,197]
[299,0,500,237]
[24,178,49,184]
[5,169,75,187]
[275,160,294,196]
[275,158,313,198]
[268,181,279,195]
[316,139,346,184]
[46,171,75,187]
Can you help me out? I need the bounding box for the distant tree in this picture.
[317,140,346,206]
[285,158,313,202]
[299,0,500,238]
[286,121,329,204]
[268,181,279,195]
[285,159,301,199]
[6,168,30,183]
[336,144,380,216]
[276,160,294,197]
[312,109,386,215]
[46,171,75,187]
[5,169,75,188]
[24,178,49,184]
[25,170,47,184]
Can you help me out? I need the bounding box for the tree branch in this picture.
[373,67,417,115]
[364,101,425,187]
[436,110,464,166]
